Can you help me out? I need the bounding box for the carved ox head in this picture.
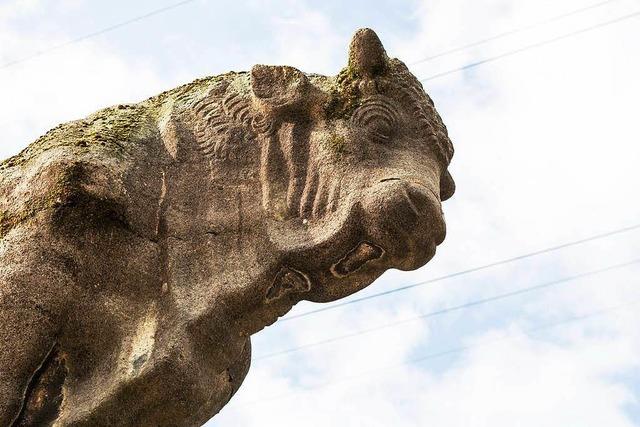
[183,28,454,333]
[248,29,454,303]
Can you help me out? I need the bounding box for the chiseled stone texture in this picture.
[0,28,455,426]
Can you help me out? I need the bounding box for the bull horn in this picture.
[347,28,388,78]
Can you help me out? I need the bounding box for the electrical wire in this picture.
[0,0,199,70]
[234,296,640,407]
[420,10,640,82]
[408,0,621,66]
[280,223,640,322]
[255,258,640,360]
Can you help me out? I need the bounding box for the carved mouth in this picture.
[330,241,385,277]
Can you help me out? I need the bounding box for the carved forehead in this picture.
[320,58,453,163]
[323,59,427,116]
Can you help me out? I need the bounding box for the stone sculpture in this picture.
[0,28,455,426]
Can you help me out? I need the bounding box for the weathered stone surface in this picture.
[0,28,455,426]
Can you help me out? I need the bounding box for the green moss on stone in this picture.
[324,66,362,121]
[323,132,348,159]
[0,104,148,172]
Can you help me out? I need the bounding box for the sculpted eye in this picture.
[351,96,399,144]
[368,120,393,143]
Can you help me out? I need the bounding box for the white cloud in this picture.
[413,328,638,427]
[0,0,167,160]
[0,0,41,20]
[247,0,346,73]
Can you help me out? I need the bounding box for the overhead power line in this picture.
[409,0,621,66]
[420,10,640,82]
[280,223,640,322]
[0,0,626,73]
[255,258,640,361]
[0,0,199,70]
[235,296,640,407]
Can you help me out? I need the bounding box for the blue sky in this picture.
[2,0,640,425]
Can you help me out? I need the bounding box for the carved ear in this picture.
[250,65,310,115]
[348,28,389,78]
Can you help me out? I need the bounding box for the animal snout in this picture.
[363,177,447,252]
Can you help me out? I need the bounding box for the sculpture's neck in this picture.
[155,146,298,357]
[155,98,317,360]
